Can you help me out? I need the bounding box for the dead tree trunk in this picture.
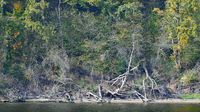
[84,38,158,103]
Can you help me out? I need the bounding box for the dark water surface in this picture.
[0,103,200,112]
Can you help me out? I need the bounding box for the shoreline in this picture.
[110,99,200,104]
[1,98,200,104]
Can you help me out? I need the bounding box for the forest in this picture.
[0,0,200,102]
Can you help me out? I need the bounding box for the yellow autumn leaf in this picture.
[179,34,188,47]
[13,1,22,12]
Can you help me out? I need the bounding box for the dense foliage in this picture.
[0,0,199,100]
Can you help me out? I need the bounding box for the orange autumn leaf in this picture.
[13,31,20,38]
[12,42,23,50]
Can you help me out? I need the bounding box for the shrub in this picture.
[180,69,198,85]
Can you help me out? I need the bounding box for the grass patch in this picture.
[180,94,200,99]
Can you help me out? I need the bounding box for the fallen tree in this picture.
[83,39,161,103]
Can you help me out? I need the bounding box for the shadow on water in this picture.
[0,103,200,112]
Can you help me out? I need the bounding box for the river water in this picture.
[0,103,199,112]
